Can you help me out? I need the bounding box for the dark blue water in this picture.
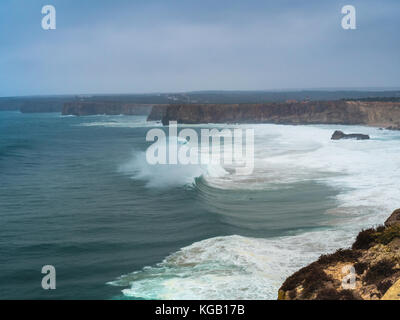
[0,111,339,299]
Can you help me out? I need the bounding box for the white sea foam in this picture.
[119,130,231,188]
[110,231,352,300]
[113,124,400,299]
[119,148,206,188]
[77,116,161,128]
[119,148,229,189]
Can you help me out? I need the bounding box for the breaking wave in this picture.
[111,124,400,299]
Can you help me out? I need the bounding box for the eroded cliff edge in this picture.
[154,100,400,129]
[278,209,400,300]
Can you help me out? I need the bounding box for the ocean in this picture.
[0,111,399,299]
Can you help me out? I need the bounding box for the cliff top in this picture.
[278,209,400,300]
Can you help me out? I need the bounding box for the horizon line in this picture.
[2,87,400,99]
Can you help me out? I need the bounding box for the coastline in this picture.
[104,119,400,300]
[278,209,400,300]
[156,101,400,130]
[2,112,400,299]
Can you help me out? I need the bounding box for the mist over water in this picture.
[1,112,399,299]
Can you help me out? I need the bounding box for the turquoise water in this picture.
[1,111,399,299]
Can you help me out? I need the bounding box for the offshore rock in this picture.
[331,130,370,140]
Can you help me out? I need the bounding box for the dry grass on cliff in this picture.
[279,222,400,300]
[364,259,396,284]
[352,225,400,250]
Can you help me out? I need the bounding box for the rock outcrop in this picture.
[278,209,400,300]
[385,209,400,227]
[381,278,400,300]
[331,130,370,140]
[158,101,400,128]
[62,102,164,116]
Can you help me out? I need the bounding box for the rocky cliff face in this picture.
[62,102,162,116]
[278,209,400,300]
[147,105,167,121]
[20,101,64,113]
[158,101,400,128]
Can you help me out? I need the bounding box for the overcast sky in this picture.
[0,0,399,97]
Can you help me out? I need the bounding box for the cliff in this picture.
[158,101,400,128]
[278,209,400,300]
[20,101,64,113]
[0,97,72,113]
[62,102,165,116]
[147,104,167,121]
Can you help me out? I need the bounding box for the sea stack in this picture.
[331,130,370,140]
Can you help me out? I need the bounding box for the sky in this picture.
[0,0,399,97]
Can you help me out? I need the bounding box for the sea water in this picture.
[1,111,399,299]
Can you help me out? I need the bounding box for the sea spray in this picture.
[113,124,400,299]
[145,122,254,175]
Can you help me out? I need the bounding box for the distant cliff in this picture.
[147,105,167,121]
[0,97,72,113]
[157,101,400,129]
[62,102,165,116]
[20,101,64,113]
[278,209,400,300]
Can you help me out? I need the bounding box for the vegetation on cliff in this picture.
[278,209,400,300]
